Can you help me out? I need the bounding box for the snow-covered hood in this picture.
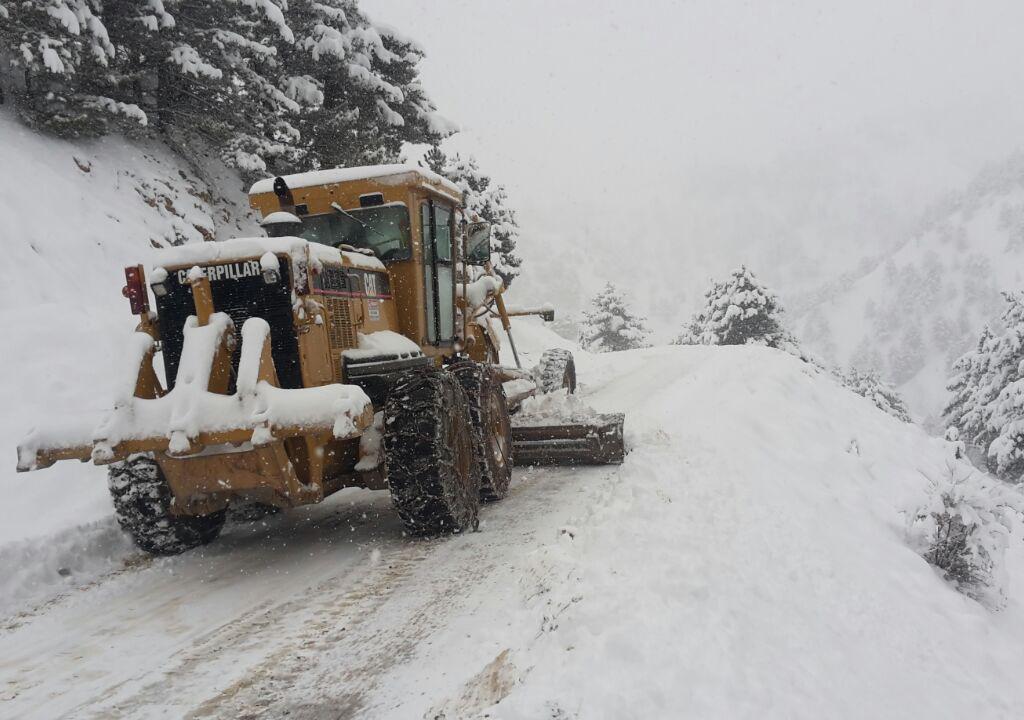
[150,236,385,274]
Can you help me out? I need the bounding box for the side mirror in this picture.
[465,222,491,265]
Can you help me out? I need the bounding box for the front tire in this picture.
[384,368,481,534]
[535,348,577,394]
[450,361,513,502]
[108,455,226,556]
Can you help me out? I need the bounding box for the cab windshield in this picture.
[288,205,411,262]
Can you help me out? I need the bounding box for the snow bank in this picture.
[0,518,136,620]
[512,389,599,427]
[0,108,258,545]
[371,344,1024,718]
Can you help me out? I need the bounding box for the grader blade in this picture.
[511,413,625,466]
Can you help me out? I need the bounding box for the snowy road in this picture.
[4,342,1024,719]
[0,460,600,719]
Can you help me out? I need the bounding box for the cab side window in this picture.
[435,205,452,261]
[420,200,455,344]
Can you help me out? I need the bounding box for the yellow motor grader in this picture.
[16,165,623,555]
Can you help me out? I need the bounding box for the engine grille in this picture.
[322,296,357,380]
[155,259,302,391]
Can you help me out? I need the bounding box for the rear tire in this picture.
[384,368,481,534]
[535,348,577,394]
[108,455,226,556]
[450,361,513,502]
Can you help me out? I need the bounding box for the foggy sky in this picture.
[364,0,1024,332]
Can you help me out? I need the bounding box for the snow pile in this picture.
[342,330,423,361]
[372,340,1024,718]
[513,389,600,427]
[0,518,135,619]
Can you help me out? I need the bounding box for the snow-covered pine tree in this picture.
[676,266,795,350]
[115,0,307,178]
[1,0,451,179]
[0,0,134,136]
[578,283,650,352]
[837,367,911,422]
[423,149,522,285]
[945,292,1024,482]
[945,325,995,449]
[906,467,1023,608]
[287,1,453,172]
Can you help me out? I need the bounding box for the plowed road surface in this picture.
[0,459,606,718]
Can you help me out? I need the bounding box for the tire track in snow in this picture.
[186,467,581,720]
[0,465,589,719]
[0,491,404,718]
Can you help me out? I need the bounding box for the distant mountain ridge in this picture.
[790,152,1024,427]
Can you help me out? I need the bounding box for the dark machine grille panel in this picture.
[322,296,356,380]
[313,264,392,298]
[155,258,302,391]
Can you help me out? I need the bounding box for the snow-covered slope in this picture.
[2,318,1022,717]
[3,112,1024,717]
[790,154,1024,426]
[473,328,1024,719]
[0,109,257,548]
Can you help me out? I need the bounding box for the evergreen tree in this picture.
[945,292,1024,482]
[423,148,521,285]
[906,467,1022,609]
[837,367,911,422]
[0,0,452,179]
[677,266,795,349]
[287,1,452,173]
[579,283,650,353]
[0,0,133,136]
[127,0,304,176]
[945,325,996,448]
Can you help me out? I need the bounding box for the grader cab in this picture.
[16,164,624,556]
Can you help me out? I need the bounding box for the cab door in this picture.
[420,199,455,345]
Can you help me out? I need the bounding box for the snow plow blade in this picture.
[511,413,625,466]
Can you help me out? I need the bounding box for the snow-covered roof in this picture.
[248,164,461,198]
[151,237,385,272]
[260,211,302,226]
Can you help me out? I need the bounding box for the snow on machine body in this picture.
[16,165,624,555]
